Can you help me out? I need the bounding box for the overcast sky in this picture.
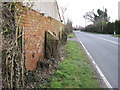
[57,0,120,27]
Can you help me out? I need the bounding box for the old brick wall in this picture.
[19,9,63,70]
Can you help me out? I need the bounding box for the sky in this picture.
[57,0,120,27]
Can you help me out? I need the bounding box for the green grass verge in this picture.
[67,33,75,38]
[40,41,99,88]
[112,34,120,37]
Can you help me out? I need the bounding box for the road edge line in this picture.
[88,34,120,45]
[78,38,112,88]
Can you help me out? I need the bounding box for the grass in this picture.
[112,34,120,37]
[67,33,75,38]
[40,40,99,88]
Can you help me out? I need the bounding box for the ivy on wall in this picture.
[1,2,33,88]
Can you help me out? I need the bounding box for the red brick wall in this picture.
[19,9,63,70]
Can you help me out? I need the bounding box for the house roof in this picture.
[28,0,62,21]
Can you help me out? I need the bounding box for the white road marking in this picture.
[76,36,113,88]
[88,34,120,45]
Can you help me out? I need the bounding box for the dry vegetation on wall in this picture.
[1,2,33,88]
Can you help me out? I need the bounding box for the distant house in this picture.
[23,0,62,22]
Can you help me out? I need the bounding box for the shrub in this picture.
[85,24,97,33]
[84,20,120,34]
[103,22,114,34]
[114,20,120,34]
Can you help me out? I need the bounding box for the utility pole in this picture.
[118,1,120,20]
[101,6,104,33]
[83,15,86,27]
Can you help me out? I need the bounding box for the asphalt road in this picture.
[74,31,118,88]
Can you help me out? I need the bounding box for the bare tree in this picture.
[83,9,95,23]
[83,8,110,24]
[64,19,73,34]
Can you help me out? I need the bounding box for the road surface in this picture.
[74,31,118,88]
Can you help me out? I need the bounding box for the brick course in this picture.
[19,9,63,70]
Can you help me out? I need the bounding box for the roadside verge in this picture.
[41,40,100,88]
